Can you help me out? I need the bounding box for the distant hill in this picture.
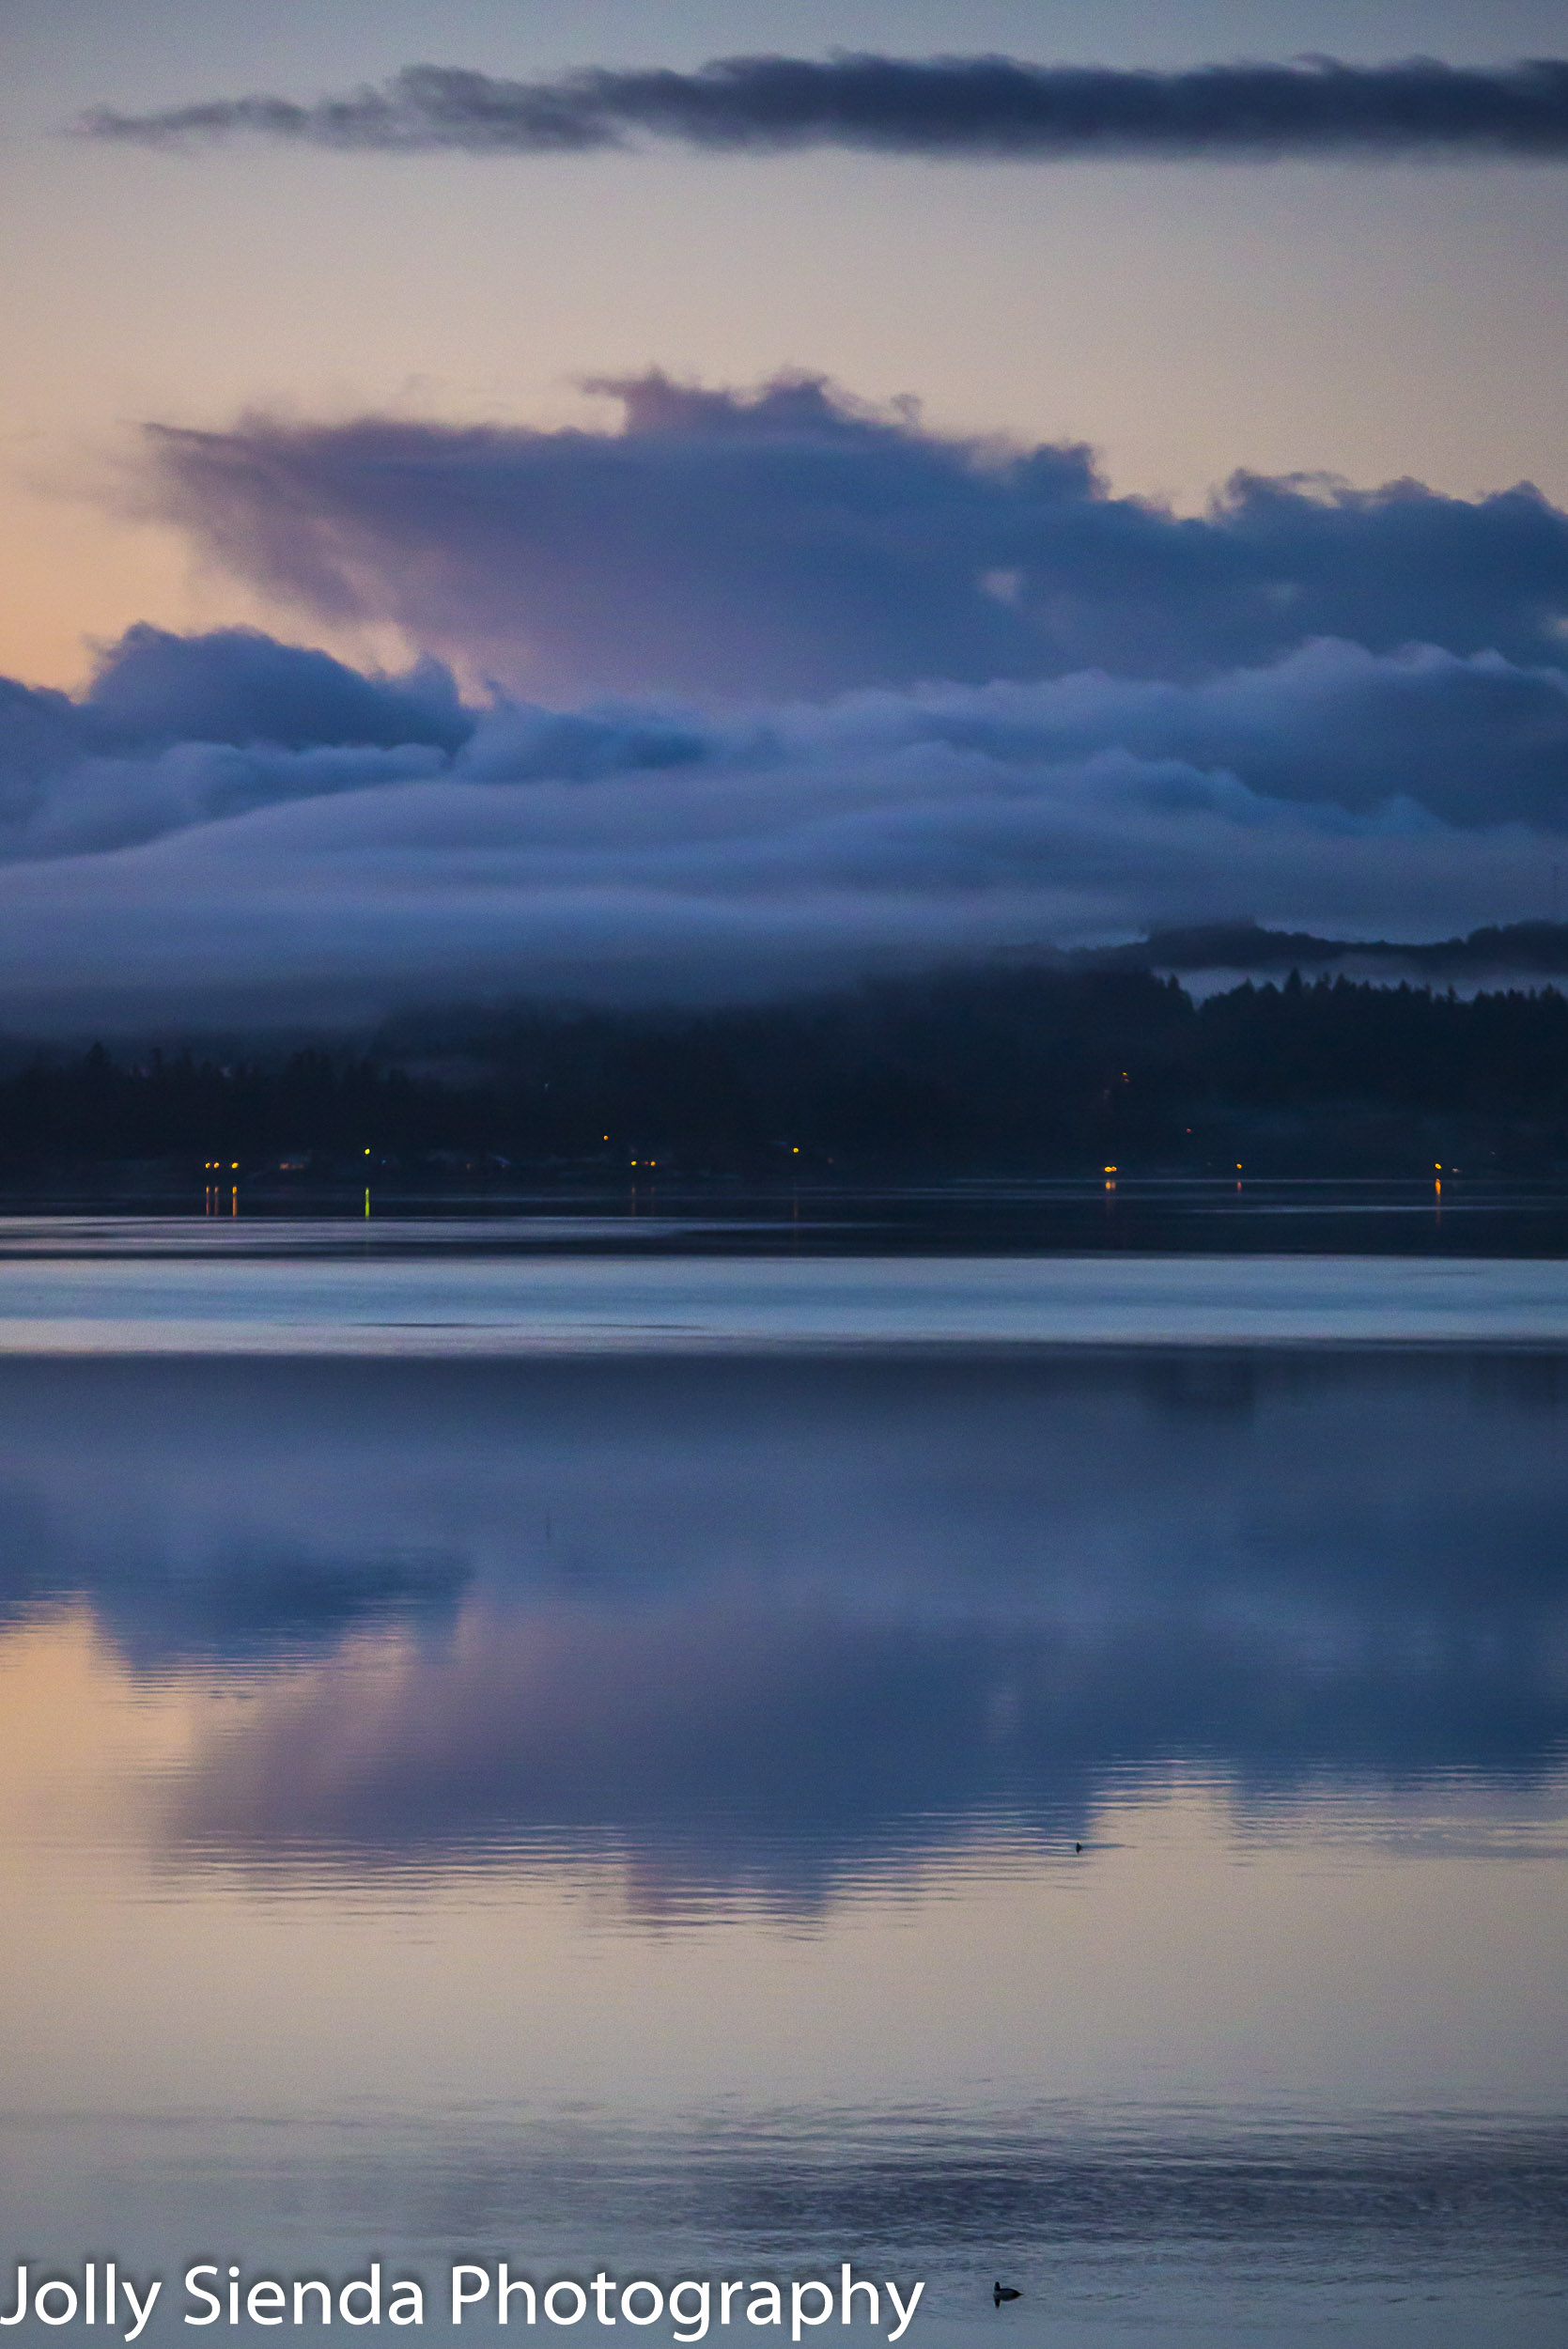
[3,955,1567,1183]
[1079,918,1568,981]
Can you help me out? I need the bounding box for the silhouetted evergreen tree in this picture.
[0,966,1563,1175]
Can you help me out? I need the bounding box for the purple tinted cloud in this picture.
[132,375,1568,701]
[80,54,1568,161]
[8,375,1566,1026]
[84,623,471,754]
[0,628,1564,1028]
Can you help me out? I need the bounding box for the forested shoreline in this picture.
[2,965,1567,1181]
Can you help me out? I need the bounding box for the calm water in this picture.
[3,1207,1567,2347]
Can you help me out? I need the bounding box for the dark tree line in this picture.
[1,967,1566,1176]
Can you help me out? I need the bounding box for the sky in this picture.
[4,0,1568,1027]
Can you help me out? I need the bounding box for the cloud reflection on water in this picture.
[0,1349,1563,1908]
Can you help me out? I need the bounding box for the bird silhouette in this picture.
[993,2283,1021,2306]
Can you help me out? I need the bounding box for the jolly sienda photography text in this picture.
[0,2267,926,2344]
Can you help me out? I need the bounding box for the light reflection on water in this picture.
[1,1280,1567,2343]
[3,1249,1568,1352]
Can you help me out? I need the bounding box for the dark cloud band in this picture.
[78,53,1568,161]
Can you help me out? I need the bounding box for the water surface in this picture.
[2,1221,1566,2346]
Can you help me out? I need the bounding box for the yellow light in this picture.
[1103,1165,1117,1173]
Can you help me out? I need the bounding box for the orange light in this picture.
[1103,1165,1117,1173]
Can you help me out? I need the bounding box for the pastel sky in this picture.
[5,0,1568,1023]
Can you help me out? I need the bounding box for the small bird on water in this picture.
[993,2283,1021,2306]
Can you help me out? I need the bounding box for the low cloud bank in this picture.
[0,624,1565,1030]
[133,376,1568,699]
[11,377,1567,1030]
[81,53,1568,161]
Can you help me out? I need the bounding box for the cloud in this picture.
[0,622,1567,1026]
[131,376,1568,700]
[79,53,1568,162]
[82,622,473,754]
[6,375,1567,1026]
[0,626,471,854]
